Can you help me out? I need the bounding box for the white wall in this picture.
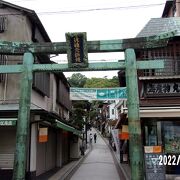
[70,137,80,159]
[109,100,119,120]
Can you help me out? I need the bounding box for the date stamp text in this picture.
[159,155,180,166]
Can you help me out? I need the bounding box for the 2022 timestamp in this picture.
[159,155,180,166]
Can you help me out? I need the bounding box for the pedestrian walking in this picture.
[70,129,121,180]
[89,133,93,143]
[80,143,85,155]
[94,133,97,143]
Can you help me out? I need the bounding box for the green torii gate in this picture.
[0,31,173,180]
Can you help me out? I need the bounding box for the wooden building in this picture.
[118,16,180,178]
[0,1,80,179]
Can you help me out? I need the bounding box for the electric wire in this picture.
[0,0,170,52]
[4,1,165,15]
[37,3,165,15]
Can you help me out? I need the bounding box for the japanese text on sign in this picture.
[73,35,81,63]
[145,82,180,97]
[70,87,127,100]
[72,35,83,63]
[0,119,16,126]
[66,32,88,68]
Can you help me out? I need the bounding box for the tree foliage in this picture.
[84,76,119,88]
[69,107,86,130]
[67,73,87,87]
[67,73,119,130]
[69,100,90,130]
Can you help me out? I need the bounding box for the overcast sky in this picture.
[7,0,166,78]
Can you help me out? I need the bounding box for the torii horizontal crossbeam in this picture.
[0,60,164,73]
[0,31,176,55]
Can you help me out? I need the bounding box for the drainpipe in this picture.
[3,56,8,101]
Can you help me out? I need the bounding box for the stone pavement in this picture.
[104,138,131,180]
[69,128,123,180]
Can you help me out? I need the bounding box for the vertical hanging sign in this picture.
[39,127,48,143]
[66,32,88,68]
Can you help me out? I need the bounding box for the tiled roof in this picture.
[136,17,180,38]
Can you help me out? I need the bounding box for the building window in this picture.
[0,55,7,82]
[140,44,180,76]
[145,125,157,146]
[56,78,71,110]
[112,109,114,115]
[33,72,50,97]
[32,57,50,97]
[0,16,7,33]
[162,121,180,154]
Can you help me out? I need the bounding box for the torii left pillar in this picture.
[13,52,34,180]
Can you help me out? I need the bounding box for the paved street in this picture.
[70,129,120,180]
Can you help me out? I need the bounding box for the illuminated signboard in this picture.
[66,32,88,68]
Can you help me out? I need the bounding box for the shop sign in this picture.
[39,127,48,143]
[0,119,17,126]
[119,125,129,140]
[144,146,162,153]
[144,146,165,180]
[145,82,180,97]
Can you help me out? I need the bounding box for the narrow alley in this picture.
[69,129,123,180]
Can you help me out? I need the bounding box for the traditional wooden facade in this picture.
[135,2,180,177]
[0,1,80,180]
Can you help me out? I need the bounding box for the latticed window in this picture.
[0,55,7,82]
[0,16,7,33]
[32,57,50,97]
[56,79,71,110]
[33,72,50,97]
[139,42,180,76]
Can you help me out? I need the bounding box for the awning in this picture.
[124,106,180,118]
[0,103,42,111]
[139,75,180,80]
[54,120,81,136]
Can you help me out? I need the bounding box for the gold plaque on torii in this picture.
[66,32,88,68]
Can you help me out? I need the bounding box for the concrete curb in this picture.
[63,147,92,180]
[107,142,130,180]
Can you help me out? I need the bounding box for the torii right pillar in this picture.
[125,48,144,180]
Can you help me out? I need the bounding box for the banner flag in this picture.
[70,87,127,100]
